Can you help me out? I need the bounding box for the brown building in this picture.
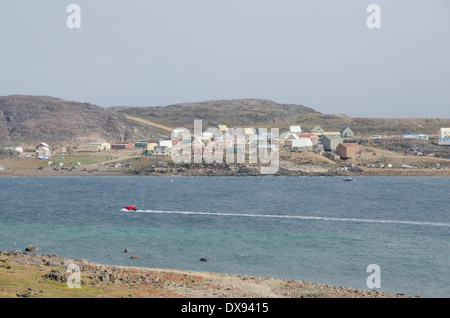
[336,143,360,159]
[112,143,135,150]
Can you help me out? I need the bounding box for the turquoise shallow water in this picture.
[0,176,449,297]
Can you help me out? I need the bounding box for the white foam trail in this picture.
[130,209,450,227]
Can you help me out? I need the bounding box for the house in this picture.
[340,127,354,138]
[36,142,49,150]
[141,142,160,156]
[145,142,158,151]
[111,143,135,150]
[336,143,361,159]
[279,131,299,146]
[36,146,50,158]
[438,128,450,145]
[153,146,169,156]
[78,144,101,152]
[53,146,67,154]
[402,134,429,140]
[172,128,190,141]
[218,125,228,134]
[291,138,313,151]
[89,142,110,151]
[290,126,302,134]
[439,128,450,138]
[158,140,173,149]
[299,134,319,145]
[321,135,344,151]
[311,126,324,135]
[244,127,256,137]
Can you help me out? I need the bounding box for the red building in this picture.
[112,143,135,149]
[336,143,360,159]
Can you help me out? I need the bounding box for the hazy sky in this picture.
[1,0,449,117]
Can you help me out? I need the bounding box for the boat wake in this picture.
[127,209,450,227]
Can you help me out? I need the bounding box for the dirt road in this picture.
[125,116,174,132]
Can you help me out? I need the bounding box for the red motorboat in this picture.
[125,205,137,211]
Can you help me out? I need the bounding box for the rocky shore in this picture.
[1,161,450,177]
[0,250,417,298]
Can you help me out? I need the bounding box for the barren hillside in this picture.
[113,99,450,137]
[0,95,167,147]
[112,99,321,129]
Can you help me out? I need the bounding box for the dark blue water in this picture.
[0,176,449,297]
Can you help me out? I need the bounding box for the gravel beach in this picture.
[0,250,416,298]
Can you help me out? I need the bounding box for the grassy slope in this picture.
[0,261,131,298]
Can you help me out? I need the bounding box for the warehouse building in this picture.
[336,143,361,159]
[321,135,344,151]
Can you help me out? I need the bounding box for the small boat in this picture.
[125,206,137,211]
[343,177,355,182]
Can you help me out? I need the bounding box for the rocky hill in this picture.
[0,95,167,147]
[2,95,448,148]
[113,99,321,129]
[113,99,450,137]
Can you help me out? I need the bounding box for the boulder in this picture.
[25,245,37,252]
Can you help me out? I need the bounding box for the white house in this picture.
[292,138,313,151]
[402,134,429,140]
[158,140,173,149]
[244,127,256,136]
[153,146,169,156]
[279,131,299,146]
[218,125,228,134]
[340,127,354,138]
[36,146,50,158]
[438,128,450,145]
[439,128,450,138]
[290,126,302,134]
[311,126,324,135]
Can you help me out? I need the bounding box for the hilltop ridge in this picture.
[1,95,449,147]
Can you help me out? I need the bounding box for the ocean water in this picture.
[0,176,448,297]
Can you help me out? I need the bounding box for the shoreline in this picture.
[0,250,417,298]
[1,166,450,177]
